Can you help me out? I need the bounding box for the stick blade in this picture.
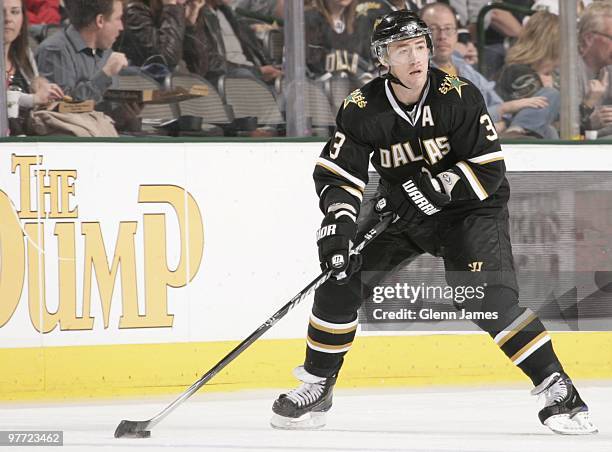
[114,420,151,438]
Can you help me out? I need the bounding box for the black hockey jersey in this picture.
[313,67,509,215]
[305,9,370,77]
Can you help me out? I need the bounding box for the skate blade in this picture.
[270,412,327,430]
[544,412,598,435]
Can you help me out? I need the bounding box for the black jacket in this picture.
[115,2,187,69]
[184,4,270,83]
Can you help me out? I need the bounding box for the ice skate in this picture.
[270,366,336,430]
[531,372,598,435]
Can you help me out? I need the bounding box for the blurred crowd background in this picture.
[3,0,612,139]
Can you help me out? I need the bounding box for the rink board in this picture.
[0,142,611,400]
[1,332,611,400]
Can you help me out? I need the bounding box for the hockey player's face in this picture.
[387,37,430,87]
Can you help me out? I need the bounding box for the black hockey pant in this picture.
[304,198,563,386]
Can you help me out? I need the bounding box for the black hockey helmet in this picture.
[371,10,433,66]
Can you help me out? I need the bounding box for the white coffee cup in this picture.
[585,130,598,140]
[6,90,20,118]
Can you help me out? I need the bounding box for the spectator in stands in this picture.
[233,0,284,21]
[25,0,61,44]
[306,0,372,79]
[25,0,60,25]
[35,0,143,133]
[450,0,531,80]
[421,2,557,139]
[184,0,281,85]
[36,0,128,102]
[449,0,489,27]
[355,0,434,18]
[232,0,282,41]
[496,10,561,139]
[355,1,434,51]
[115,0,205,70]
[455,27,478,66]
[4,0,63,134]
[578,1,612,135]
[531,0,592,16]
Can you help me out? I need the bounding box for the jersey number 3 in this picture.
[480,114,498,141]
[330,131,346,159]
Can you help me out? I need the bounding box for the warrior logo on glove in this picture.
[401,179,441,215]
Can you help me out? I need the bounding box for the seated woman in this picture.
[4,0,63,135]
[115,0,205,71]
[305,0,371,80]
[496,11,561,139]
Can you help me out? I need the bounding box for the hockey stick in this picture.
[114,213,393,438]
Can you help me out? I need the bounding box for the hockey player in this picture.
[270,10,598,435]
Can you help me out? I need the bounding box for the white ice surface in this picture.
[1,383,611,452]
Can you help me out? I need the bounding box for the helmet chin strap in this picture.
[384,70,410,89]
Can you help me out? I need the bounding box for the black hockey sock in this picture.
[491,308,563,386]
[304,310,357,378]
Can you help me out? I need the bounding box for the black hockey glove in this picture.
[316,205,361,284]
[388,172,451,223]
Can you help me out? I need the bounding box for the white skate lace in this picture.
[544,376,568,406]
[286,382,325,407]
